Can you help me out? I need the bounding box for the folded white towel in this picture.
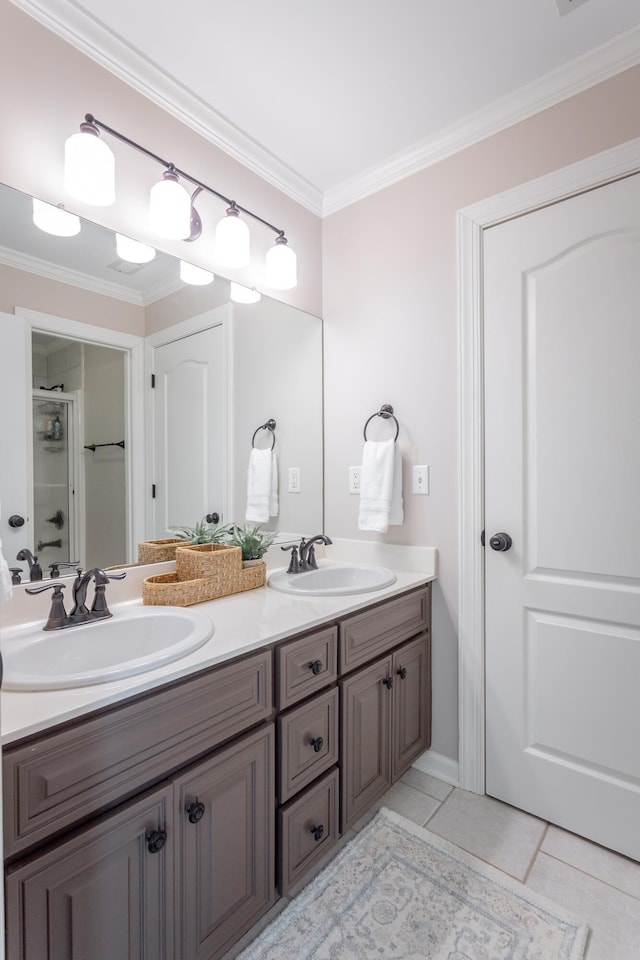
[358,439,403,533]
[0,500,13,605]
[246,447,273,523]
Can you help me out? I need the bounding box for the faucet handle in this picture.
[25,582,68,630]
[281,544,300,574]
[49,561,79,578]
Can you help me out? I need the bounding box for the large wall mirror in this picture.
[0,184,323,579]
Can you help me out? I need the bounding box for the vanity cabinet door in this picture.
[175,724,275,960]
[340,655,392,831]
[392,634,431,780]
[5,784,174,960]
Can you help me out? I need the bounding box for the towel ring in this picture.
[251,418,276,450]
[363,404,399,442]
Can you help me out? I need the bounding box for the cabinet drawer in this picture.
[276,625,337,710]
[277,687,338,803]
[279,767,339,895]
[3,650,272,859]
[339,586,430,674]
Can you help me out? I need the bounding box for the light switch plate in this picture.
[412,465,429,495]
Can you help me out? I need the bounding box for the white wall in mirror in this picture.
[0,184,323,577]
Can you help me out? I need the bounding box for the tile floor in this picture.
[224,769,640,959]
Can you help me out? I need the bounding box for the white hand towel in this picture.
[358,438,398,533]
[269,452,279,518]
[0,500,13,605]
[246,448,273,523]
[389,444,404,526]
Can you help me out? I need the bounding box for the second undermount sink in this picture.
[268,562,397,597]
[1,605,214,691]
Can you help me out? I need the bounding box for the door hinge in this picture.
[481,530,485,547]
[152,484,156,499]
[151,373,156,388]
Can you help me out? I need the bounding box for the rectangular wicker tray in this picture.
[142,559,266,606]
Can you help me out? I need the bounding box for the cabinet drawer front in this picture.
[276,625,338,710]
[339,586,430,674]
[3,650,272,859]
[5,783,174,960]
[279,767,339,895]
[277,687,338,803]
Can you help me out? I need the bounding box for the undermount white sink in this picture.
[268,563,397,597]
[1,606,214,691]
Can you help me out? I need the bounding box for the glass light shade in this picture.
[64,127,115,206]
[265,237,297,290]
[115,234,156,264]
[230,282,261,304]
[214,207,250,268]
[180,260,214,286]
[149,171,192,239]
[32,198,81,237]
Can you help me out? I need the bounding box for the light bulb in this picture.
[230,282,261,304]
[32,198,81,237]
[116,234,156,264]
[215,206,250,268]
[149,169,191,239]
[180,260,214,286]
[64,120,115,206]
[265,235,297,290]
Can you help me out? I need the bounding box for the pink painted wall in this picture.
[0,2,322,317]
[322,65,640,761]
[0,263,145,334]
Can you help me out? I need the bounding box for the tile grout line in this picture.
[522,821,550,885]
[539,849,640,903]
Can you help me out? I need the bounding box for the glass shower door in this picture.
[32,394,77,571]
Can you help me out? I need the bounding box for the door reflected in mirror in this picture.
[0,183,323,578]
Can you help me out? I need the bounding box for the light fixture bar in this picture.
[83,114,287,241]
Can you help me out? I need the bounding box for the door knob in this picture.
[8,515,25,528]
[489,532,512,552]
[205,513,220,524]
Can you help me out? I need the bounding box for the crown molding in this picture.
[323,25,640,215]
[0,244,146,305]
[9,0,323,216]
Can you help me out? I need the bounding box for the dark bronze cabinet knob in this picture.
[309,736,324,753]
[186,800,206,824]
[489,532,512,552]
[309,659,323,675]
[146,829,167,854]
[382,676,393,689]
[397,666,408,680]
[309,824,324,842]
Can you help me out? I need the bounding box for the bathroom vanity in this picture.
[2,573,432,960]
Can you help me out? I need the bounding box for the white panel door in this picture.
[484,173,640,860]
[0,312,31,558]
[151,325,226,537]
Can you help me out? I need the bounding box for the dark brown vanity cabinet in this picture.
[340,589,431,830]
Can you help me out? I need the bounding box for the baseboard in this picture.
[411,750,460,788]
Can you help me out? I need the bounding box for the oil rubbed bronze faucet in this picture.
[26,567,127,631]
[282,534,332,573]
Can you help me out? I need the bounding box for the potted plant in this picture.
[227,524,278,566]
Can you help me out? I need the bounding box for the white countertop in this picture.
[0,542,436,746]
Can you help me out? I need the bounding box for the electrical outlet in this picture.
[412,465,429,495]
[349,466,362,494]
[288,467,301,493]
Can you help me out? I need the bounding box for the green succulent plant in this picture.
[168,517,233,544]
[228,524,278,561]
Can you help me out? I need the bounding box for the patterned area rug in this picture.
[239,807,589,960]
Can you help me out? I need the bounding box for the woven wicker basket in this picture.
[142,561,266,606]
[175,543,242,582]
[137,538,183,564]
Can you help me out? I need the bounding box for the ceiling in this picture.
[11,0,640,213]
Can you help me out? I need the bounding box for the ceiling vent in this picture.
[556,0,590,14]
[107,258,147,276]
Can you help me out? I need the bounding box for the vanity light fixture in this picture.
[64,117,115,206]
[115,233,156,264]
[230,281,261,304]
[32,198,81,237]
[64,114,298,289]
[179,260,214,285]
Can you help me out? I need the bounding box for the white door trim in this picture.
[457,136,640,794]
